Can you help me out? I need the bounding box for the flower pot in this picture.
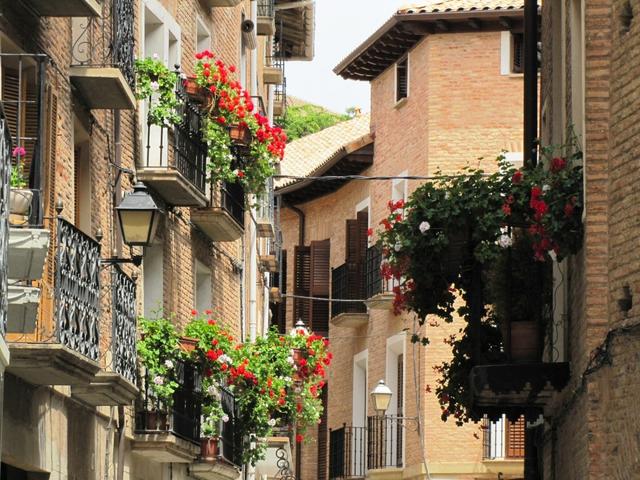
[229,124,252,146]
[510,320,540,363]
[184,77,207,102]
[179,336,199,354]
[10,189,33,216]
[145,410,169,430]
[200,437,219,462]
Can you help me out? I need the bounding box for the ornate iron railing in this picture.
[257,0,274,18]
[71,0,135,90]
[332,262,366,318]
[144,68,207,195]
[216,181,245,227]
[112,266,137,384]
[220,385,243,466]
[136,360,202,443]
[367,416,403,470]
[329,424,367,479]
[365,245,390,299]
[55,217,101,361]
[0,105,11,337]
[273,78,287,126]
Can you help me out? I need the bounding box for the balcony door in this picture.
[352,350,368,476]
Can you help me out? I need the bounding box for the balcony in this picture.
[7,218,102,386]
[364,246,393,309]
[133,361,202,463]
[480,416,525,477]
[201,0,243,6]
[69,0,136,109]
[255,435,294,480]
[257,0,276,36]
[23,0,101,17]
[138,76,208,207]
[191,386,243,480]
[273,79,287,124]
[72,266,138,406]
[329,418,403,480]
[259,252,278,273]
[191,182,245,242]
[331,263,368,329]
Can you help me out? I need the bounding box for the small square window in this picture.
[395,57,408,102]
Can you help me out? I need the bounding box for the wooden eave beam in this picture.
[435,19,450,31]
[468,18,481,29]
[499,16,513,29]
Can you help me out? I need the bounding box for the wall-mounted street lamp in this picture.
[100,182,162,266]
[370,379,393,417]
[290,318,309,336]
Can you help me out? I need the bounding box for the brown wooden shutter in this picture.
[317,385,329,480]
[344,212,368,310]
[272,250,287,334]
[396,57,408,101]
[310,240,330,336]
[506,416,525,458]
[293,245,311,325]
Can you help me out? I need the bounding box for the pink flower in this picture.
[12,146,26,158]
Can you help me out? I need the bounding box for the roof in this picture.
[334,1,530,81]
[276,114,372,193]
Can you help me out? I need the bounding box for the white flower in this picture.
[152,53,159,59]
[150,81,159,91]
[153,375,164,386]
[419,221,431,234]
[221,414,230,423]
[164,359,174,369]
[218,354,231,364]
[283,376,292,383]
[287,356,295,365]
[542,184,551,193]
[207,385,218,396]
[394,242,403,252]
[445,192,450,200]
[497,234,513,249]
[268,418,276,427]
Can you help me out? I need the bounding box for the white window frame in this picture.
[500,31,524,76]
[195,259,212,314]
[143,243,164,317]
[196,16,212,55]
[352,350,368,428]
[356,197,371,246]
[385,332,406,466]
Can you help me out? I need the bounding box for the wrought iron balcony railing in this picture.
[329,424,367,479]
[142,69,208,198]
[331,262,366,318]
[273,78,287,126]
[70,0,135,91]
[365,245,391,299]
[219,181,245,228]
[136,360,202,443]
[111,266,137,384]
[367,416,403,470]
[257,0,275,18]
[0,105,10,338]
[482,415,525,460]
[219,385,243,466]
[55,217,101,361]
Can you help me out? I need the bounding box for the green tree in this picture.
[282,104,352,142]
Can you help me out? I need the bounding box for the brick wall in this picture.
[281,28,523,480]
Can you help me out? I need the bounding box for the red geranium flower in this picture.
[551,157,567,173]
[191,309,198,315]
[296,434,304,443]
[512,171,523,184]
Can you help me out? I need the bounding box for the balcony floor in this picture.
[364,293,394,310]
[132,432,199,463]
[191,461,241,480]
[26,0,101,16]
[72,371,139,406]
[7,342,100,386]
[70,66,135,110]
[138,168,208,207]
[192,207,243,242]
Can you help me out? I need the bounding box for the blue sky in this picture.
[285,0,408,113]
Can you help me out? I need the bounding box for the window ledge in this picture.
[394,97,408,109]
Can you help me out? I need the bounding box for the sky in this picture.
[285,0,409,114]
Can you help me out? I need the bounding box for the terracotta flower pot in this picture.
[179,336,199,354]
[200,437,219,462]
[229,123,252,146]
[510,320,540,363]
[10,189,33,216]
[184,77,207,102]
[145,411,169,430]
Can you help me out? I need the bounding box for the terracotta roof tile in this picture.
[397,1,525,14]
[276,114,372,190]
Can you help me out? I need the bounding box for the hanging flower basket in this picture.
[184,76,207,102]
[229,123,252,146]
[200,437,220,462]
[291,348,308,383]
[179,336,199,354]
[145,410,169,431]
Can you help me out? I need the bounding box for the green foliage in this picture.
[282,104,350,142]
[10,164,27,188]
[137,316,182,410]
[134,57,181,126]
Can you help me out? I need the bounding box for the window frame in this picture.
[394,55,409,104]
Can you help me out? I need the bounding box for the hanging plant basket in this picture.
[10,189,33,216]
[179,336,199,354]
[229,123,252,146]
[291,348,308,383]
[184,76,207,102]
[200,437,220,462]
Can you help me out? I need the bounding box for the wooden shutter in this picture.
[317,385,329,480]
[272,250,287,334]
[293,245,311,325]
[310,239,330,336]
[344,212,368,309]
[506,416,525,458]
[512,33,524,74]
[396,57,408,101]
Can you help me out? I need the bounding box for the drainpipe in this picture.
[523,0,538,168]
[285,200,305,246]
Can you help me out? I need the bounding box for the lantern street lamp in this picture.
[290,318,309,336]
[370,379,393,417]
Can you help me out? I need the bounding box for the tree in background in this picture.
[282,104,353,142]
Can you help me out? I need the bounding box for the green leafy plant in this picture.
[201,383,228,438]
[282,104,350,142]
[138,315,182,410]
[134,57,181,126]
[10,164,27,189]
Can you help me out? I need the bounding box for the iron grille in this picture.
[365,245,386,299]
[0,105,10,337]
[367,416,403,470]
[331,263,366,318]
[329,425,367,479]
[482,415,525,459]
[55,217,101,361]
[257,0,274,18]
[220,385,243,466]
[219,181,245,227]
[112,266,137,384]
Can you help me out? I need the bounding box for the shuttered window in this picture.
[395,57,408,102]
[294,240,331,336]
[271,250,287,334]
[512,33,524,74]
[293,245,312,325]
[343,211,368,312]
[506,416,525,458]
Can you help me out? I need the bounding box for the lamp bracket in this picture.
[100,255,143,268]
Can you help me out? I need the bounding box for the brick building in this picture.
[277,3,528,479]
[0,0,313,479]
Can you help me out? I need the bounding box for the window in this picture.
[143,243,164,316]
[395,57,408,102]
[73,116,91,234]
[195,260,212,313]
[500,32,524,75]
[293,240,330,336]
[482,415,525,460]
[196,17,211,54]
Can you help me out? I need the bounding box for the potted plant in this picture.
[138,316,182,427]
[134,57,181,127]
[10,148,32,217]
[200,382,229,461]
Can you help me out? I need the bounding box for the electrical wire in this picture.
[274,173,488,182]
